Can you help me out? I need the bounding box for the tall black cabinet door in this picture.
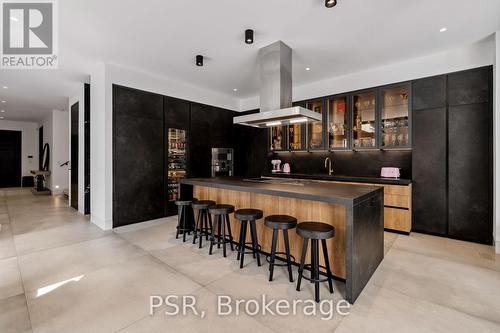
[113,86,164,227]
[448,103,492,243]
[412,107,447,235]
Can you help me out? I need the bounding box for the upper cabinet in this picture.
[328,95,349,149]
[352,90,377,149]
[380,83,410,148]
[306,99,325,150]
[268,82,413,151]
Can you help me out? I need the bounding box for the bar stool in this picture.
[191,200,215,248]
[296,222,335,303]
[264,215,297,282]
[175,200,193,242]
[208,204,235,257]
[235,209,263,269]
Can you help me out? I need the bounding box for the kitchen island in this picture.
[179,177,384,303]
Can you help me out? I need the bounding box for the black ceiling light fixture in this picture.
[196,55,203,66]
[325,0,337,8]
[245,29,254,44]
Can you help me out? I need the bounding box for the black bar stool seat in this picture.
[235,209,263,269]
[208,204,235,257]
[192,200,215,248]
[175,200,193,242]
[296,221,335,303]
[264,215,297,283]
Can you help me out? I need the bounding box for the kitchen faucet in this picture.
[324,157,333,175]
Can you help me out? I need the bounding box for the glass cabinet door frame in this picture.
[378,81,412,149]
[326,93,351,151]
[268,124,288,152]
[350,88,380,150]
[305,98,328,151]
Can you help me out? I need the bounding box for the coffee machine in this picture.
[211,148,233,177]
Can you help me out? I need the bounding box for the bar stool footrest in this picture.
[266,252,296,266]
[236,242,261,255]
[299,264,331,283]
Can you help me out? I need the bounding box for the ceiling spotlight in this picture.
[439,27,447,32]
[196,55,203,66]
[233,88,238,92]
[1,100,5,103]
[305,67,311,71]
[0,116,4,119]
[325,0,337,8]
[245,29,254,44]
[0,110,4,113]
[2,86,7,89]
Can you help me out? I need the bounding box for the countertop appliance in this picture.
[271,159,281,173]
[380,167,400,178]
[211,148,233,177]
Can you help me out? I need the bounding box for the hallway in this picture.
[1,189,500,333]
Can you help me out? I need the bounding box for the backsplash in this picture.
[268,150,412,179]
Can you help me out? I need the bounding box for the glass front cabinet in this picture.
[328,95,349,149]
[167,128,187,202]
[380,83,410,148]
[268,82,411,151]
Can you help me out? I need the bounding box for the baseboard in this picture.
[91,215,113,231]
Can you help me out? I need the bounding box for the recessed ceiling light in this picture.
[440,27,447,32]
[1,100,6,103]
[305,67,311,71]
[2,86,7,89]
[0,110,5,113]
[196,55,203,67]
[233,88,238,92]
[245,29,254,44]
[0,116,4,119]
[325,0,337,8]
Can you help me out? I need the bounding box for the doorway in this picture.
[71,102,79,210]
[0,130,22,188]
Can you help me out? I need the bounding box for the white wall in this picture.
[0,120,38,179]
[240,38,495,110]
[51,110,69,195]
[40,110,69,195]
[69,84,86,214]
[494,31,500,254]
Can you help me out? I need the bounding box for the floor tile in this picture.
[371,248,500,324]
[14,221,110,255]
[26,255,202,333]
[0,223,17,260]
[0,295,32,333]
[120,287,276,333]
[383,231,398,255]
[115,219,179,251]
[0,256,24,300]
[151,243,251,286]
[335,284,500,333]
[18,234,147,292]
[393,232,500,271]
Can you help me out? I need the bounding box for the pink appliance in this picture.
[380,167,400,178]
[282,163,291,173]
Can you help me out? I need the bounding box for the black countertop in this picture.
[263,172,412,185]
[180,177,383,206]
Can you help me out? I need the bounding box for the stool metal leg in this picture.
[192,210,201,245]
[175,206,182,239]
[198,211,205,248]
[207,213,212,241]
[182,207,187,243]
[269,229,278,281]
[217,216,221,249]
[225,215,234,251]
[322,239,334,294]
[250,220,261,266]
[296,238,308,291]
[221,215,227,257]
[209,216,217,255]
[237,221,244,261]
[239,220,248,268]
[283,229,293,282]
[312,239,320,302]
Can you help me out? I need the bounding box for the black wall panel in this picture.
[448,67,491,106]
[412,107,447,235]
[164,97,190,130]
[113,86,164,227]
[448,103,492,243]
[412,75,446,110]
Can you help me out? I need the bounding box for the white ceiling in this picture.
[0,0,499,122]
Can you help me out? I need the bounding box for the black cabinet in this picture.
[164,97,190,129]
[448,103,492,243]
[113,85,164,227]
[411,66,493,244]
[412,107,447,235]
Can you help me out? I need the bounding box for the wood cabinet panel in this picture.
[384,208,411,233]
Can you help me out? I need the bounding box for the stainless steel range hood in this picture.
[233,41,322,128]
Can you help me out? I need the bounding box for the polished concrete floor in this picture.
[1,188,500,332]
